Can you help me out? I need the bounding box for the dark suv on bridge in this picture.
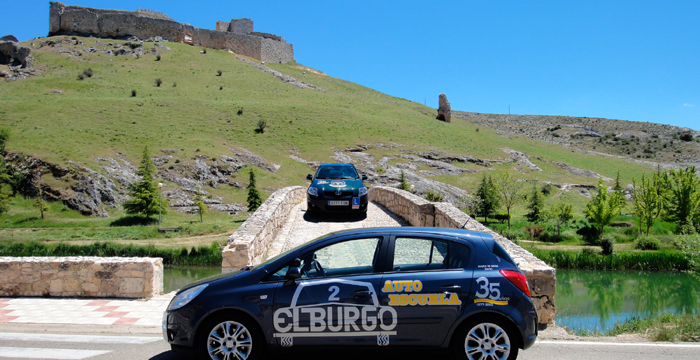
[163,227,537,360]
[305,163,369,215]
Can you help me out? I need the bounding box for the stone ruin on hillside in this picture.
[437,93,452,123]
[48,2,295,63]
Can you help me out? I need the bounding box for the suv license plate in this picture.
[328,201,349,206]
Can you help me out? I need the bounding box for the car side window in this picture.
[393,237,447,271]
[448,241,471,270]
[299,237,380,279]
[392,238,471,271]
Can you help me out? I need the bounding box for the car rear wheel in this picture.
[452,318,519,360]
[197,314,262,360]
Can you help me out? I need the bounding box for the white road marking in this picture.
[537,340,700,348]
[0,332,160,344]
[0,347,110,359]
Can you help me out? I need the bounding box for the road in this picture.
[1,324,699,360]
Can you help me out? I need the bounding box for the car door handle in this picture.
[352,290,373,297]
[440,285,461,292]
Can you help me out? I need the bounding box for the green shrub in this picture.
[424,190,444,202]
[499,228,525,241]
[155,78,162,87]
[494,213,510,223]
[600,234,614,255]
[131,89,136,97]
[675,234,700,272]
[539,231,563,243]
[83,68,93,78]
[531,249,689,271]
[634,236,661,250]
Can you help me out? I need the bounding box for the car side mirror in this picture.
[284,266,301,286]
[306,174,313,181]
[361,175,368,180]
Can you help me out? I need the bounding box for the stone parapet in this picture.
[222,186,305,272]
[0,257,163,298]
[370,186,556,325]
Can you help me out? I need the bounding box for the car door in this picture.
[272,235,392,348]
[378,234,474,346]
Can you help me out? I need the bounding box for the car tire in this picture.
[196,313,263,360]
[451,317,519,360]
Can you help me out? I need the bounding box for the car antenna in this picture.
[462,218,470,229]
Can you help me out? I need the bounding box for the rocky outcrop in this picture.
[0,41,33,68]
[552,161,613,182]
[503,148,543,172]
[237,57,325,91]
[436,93,451,123]
[1,35,18,42]
[0,257,163,298]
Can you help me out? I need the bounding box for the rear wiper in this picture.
[240,265,255,271]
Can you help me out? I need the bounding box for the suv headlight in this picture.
[358,187,367,196]
[308,187,318,196]
[168,284,208,311]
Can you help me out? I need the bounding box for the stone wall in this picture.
[48,2,294,64]
[0,257,163,298]
[370,186,556,325]
[222,186,306,272]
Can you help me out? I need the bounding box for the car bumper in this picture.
[307,194,368,212]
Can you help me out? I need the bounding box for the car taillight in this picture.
[500,269,531,297]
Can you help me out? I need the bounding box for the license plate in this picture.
[328,201,349,206]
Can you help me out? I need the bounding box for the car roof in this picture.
[313,226,493,249]
[318,163,355,167]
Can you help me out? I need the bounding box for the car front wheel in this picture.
[197,315,262,360]
[452,318,519,360]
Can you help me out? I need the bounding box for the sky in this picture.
[2,0,699,130]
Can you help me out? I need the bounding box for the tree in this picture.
[397,171,411,191]
[424,189,444,202]
[545,203,573,236]
[585,179,623,238]
[246,168,263,211]
[0,128,10,155]
[123,146,166,219]
[33,175,49,219]
[194,191,206,223]
[662,166,700,232]
[613,171,626,205]
[495,172,526,230]
[525,181,545,222]
[632,172,664,236]
[476,174,500,223]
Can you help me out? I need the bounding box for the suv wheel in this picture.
[452,318,519,360]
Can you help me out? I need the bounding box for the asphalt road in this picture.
[1,324,699,360]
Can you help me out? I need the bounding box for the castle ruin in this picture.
[48,2,294,63]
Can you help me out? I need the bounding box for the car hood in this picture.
[311,179,364,191]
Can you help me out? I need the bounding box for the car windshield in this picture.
[315,166,359,180]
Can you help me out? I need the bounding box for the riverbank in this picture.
[531,248,690,271]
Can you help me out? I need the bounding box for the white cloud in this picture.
[684,103,696,107]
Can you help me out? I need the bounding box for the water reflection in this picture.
[556,269,700,333]
[163,266,222,293]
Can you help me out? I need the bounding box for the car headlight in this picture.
[168,284,208,311]
[308,187,318,196]
[358,187,367,196]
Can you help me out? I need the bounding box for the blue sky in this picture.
[2,0,698,130]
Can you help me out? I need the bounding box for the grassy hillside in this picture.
[0,35,667,245]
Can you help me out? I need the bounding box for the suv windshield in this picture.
[315,166,359,180]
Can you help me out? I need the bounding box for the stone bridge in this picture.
[222,186,555,326]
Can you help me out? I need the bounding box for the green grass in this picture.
[0,36,666,245]
[531,248,689,271]
[0,241,223,266]
[607,313,700,341]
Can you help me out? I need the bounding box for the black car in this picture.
[164,227,538,360]
[306,163,369,214]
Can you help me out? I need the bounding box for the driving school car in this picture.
[163,227,538,360]
[306,163,369,214]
